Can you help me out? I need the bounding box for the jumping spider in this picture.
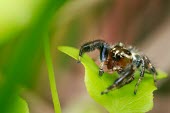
[78,40,157,95]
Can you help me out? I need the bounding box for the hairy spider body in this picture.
[78,40,157,95]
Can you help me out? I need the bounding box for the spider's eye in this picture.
[123,49,131,55]
[112,54,121,61]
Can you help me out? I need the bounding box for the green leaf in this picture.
[7,96,29,113]
[58,46,167,113]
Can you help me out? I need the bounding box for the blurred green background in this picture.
[0,0,170,113]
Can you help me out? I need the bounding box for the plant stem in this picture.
[44,36,61,113]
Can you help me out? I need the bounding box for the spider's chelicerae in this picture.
[78,39,157,95]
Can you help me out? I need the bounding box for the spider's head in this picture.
[106,43,133,69]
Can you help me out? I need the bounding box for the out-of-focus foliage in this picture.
[63,96,107,113]
[7,96,29,113]
[58,46,167,113]
[44,36,62,113]
[0,0,46,45]
[0,0,67,113]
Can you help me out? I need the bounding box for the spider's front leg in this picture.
[78,40,109,76]
[101,65,135,95]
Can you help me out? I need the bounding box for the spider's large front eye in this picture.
[112,54,121,61]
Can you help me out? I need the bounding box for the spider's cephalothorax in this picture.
[78,39,157,95]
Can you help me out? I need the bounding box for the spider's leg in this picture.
[78,40,110,76]
[101,65,134,95]
[149,65,157,84]
[134,59,145,95]
[125,76,134,84]
[78,40,107,62]
[143,56,157,84]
